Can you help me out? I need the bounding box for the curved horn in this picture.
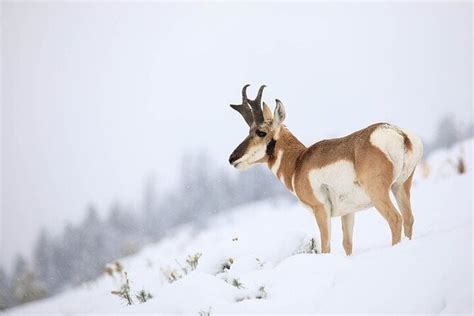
[247,85,266,125]
[230,84,254,127]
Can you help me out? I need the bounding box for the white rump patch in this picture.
[370,124,405,183]
[399,128,424,182]
[370,124,423,185]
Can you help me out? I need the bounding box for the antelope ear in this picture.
[272,99,286,128]
[262,102,273,121]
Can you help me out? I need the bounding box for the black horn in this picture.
[230,84,254,127]
[247,85,266,125]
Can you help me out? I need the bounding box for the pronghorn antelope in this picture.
[228,85,423,255]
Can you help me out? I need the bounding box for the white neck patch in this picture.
[270,150,284,176]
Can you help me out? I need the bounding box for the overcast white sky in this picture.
[1,2,472,270]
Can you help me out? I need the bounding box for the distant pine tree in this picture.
[142,175,160,238]
[11,255,46,305]
[434,116,459,149]
[33,229,56,291]
[0,267,11,310]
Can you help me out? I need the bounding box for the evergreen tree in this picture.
[58,224,81,285]
[108,202,141,257]
[143,176,159,238]
[79,205,106,281]
[434,115,459,149]
[33,229,55,291]
[11,255,46,304]
[0,267,10,310]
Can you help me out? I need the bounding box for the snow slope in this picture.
[5,140,473,314]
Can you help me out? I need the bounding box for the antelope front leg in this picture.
[311,203,331,253]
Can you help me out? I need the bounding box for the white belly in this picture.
[309,160,372,217]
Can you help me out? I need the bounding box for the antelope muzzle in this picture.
[229,136,251,168]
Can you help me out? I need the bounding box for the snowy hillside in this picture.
[5,140,473,314]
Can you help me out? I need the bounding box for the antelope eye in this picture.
[256,130,267,138]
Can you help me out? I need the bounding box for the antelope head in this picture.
[228,84,286,170]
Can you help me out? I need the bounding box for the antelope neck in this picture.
[267,127,306,192]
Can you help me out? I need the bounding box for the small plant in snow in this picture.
[108,262,154,306]
[307,237,318,253]
[235,285,267,302]
[220,257,234,273]
[104,266,114,277]
[104,261,124,278]
[256,286,267,299]
[162,252,203,283]
[161,267,183,283]
[198,306,212,316]
[135,289,153,303]
[111,272,134,305]
[114,261,124,274]
[186,252,202,270]
[255,258,265,268]
[296,237,319,254]
[447,147,467,175]
[457,156,466,174]
[449,156,466,174]
[231,278,245,289]
[175,259,189,275]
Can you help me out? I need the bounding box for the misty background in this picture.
[0,1,472,309]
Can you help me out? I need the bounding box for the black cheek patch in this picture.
[266,139,276,157]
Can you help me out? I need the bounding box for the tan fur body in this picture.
[264,123,423,254]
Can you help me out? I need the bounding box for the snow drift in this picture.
[5,140,472,314]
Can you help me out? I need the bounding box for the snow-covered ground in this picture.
[5,140,473,315]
